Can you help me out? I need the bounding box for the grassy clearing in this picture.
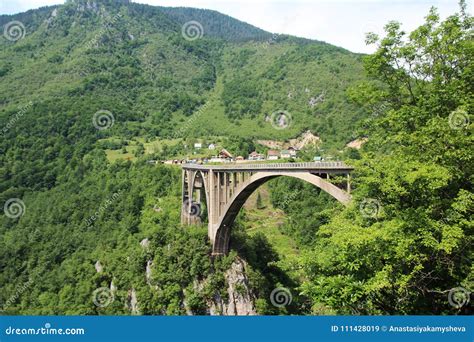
[241,185,300,273]
[140,137,182,154]
[105,147,137,162]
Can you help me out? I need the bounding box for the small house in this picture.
[288,146,298,157]
[280,150,291,158]
[194,143,202,149]
[219,148,233,160]
[249,151,265,161]
[267,150,279,160]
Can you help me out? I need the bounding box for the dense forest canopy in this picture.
[0,0,472,315]
[297,2,473,314]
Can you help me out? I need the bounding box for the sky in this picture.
[0,0,469,53]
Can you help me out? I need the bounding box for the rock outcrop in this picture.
[127,288,140,315]
[145,260,153,285]
[140,238,150,249]
[208,257,257,316]
[94,260,103,273]
[257,130,321,151]
[289,130,321,150]
[346,138,368,149]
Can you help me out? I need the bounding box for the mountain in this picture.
[0,0,368,148]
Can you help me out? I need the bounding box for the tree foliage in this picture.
[298,2,473,314]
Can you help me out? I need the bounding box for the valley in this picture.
[0,0,471,316]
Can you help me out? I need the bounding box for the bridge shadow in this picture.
[227,221,308,315]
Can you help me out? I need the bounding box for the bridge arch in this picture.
[212,171,350,255]
[182,170,210,225]
[190,170,210,208]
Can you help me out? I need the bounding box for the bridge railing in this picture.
[182,161,353,170]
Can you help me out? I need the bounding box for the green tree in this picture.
[134,144,145,157]
[300,2,473,315]
[256,191,265,209]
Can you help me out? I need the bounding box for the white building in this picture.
[267,150,279,160]
[280,150,291,158]
[249,151,265,160]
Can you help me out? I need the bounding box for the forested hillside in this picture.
[271,4,473,314]
[0,0,472,315]
[0,0,367,147]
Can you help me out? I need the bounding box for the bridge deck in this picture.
[182,161,354,172]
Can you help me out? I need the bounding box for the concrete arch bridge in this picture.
[181,162,354,255]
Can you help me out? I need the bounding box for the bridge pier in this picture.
[181,169,202,226]
[180,162,354,255]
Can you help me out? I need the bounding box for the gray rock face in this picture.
[141,255,256,316]
[94,260,103,273]
[140,238,150,249]
[145,260,153,285]
[127,288,140,315]
[209,257,257,316]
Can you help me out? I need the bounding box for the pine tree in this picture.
[256,191,265,209]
